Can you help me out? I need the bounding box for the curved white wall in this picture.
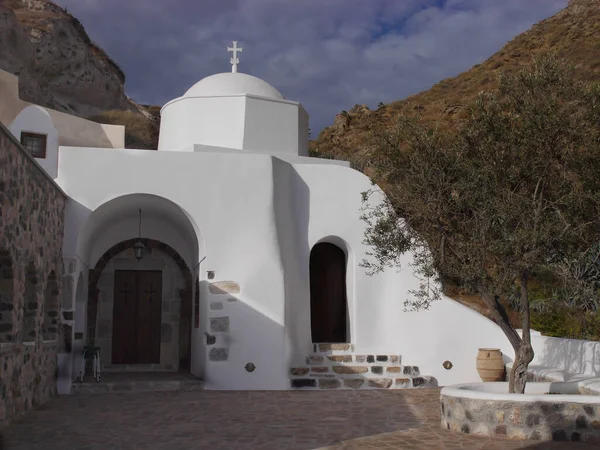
[9,105,59,178]
[293,163,513,386]
[58,148,289,389]
[159,95,308,157]
[159,96,246,151]
[57,145,516,389]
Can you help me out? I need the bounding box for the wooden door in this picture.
[309,243,348,343]
[112,271,137,364]
[112,270,162,364]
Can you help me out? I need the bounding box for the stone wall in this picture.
[289,344,438,390]
[441,393,600,443]
[0,122,66,425]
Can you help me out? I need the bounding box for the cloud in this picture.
[53,0,568,135]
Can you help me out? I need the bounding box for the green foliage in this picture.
[362,54,600,389]
[363,54,600,311]
[532,306,600,341]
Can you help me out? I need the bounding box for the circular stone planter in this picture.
[440,381,600,443]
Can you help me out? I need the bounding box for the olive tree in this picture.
[361,55,600,393]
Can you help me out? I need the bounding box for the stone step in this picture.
[291,364,420,377]
[305,354,404,366]
[72,378,204,395]
[71,372,203,395]
[290,375,437,390]
[102,364,176,373]
[312,343,355,354]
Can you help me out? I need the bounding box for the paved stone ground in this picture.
[1,388,597,449]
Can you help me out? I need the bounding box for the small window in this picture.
[20,132,47,158]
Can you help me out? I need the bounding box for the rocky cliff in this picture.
[0,0,158,148]
[311,0,600,161]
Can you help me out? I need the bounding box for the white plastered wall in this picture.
[9,105,59,178]
[0,69,124,148]
[292,163,514,386]
[243,96,305,155]
[58,148,288,389]
[158,96,246,151]
[158,94,308,156]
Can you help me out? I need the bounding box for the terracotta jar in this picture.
[476,348,504,381]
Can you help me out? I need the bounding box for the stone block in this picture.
[509,407,522,425]
[355,355,367,363]
[327,355,351,363]
[290,367,309,376]
[318,379,341,389]
[209,347,228,361]
[318,343,350,352]
[395,378,411,387]
[210,317,229,333]
[386,366,401,373]
[310,366,329,373]
[376,355,388,362]
[552,429,568,441]
[291,379,316,388]
[306,355,323,365]
[366,355,374,363]
[412,377,425,387]
[495,410,505,424]
[332,366,368,374]
[368,378,392,388]
[371,366,383,374]
[576,415,588,429]
[390,355,399,364]
[209,281,240,294]
[525,413,541,427]
[343,379,364,389]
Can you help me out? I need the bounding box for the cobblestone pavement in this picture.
[1,388,597,449]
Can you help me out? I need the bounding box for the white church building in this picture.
[2,43,514,392]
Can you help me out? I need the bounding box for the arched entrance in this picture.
[87,239,193,369]
[309,242,348,343]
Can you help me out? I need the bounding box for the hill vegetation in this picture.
[310,0,600,163]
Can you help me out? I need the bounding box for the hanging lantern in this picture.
[134,208,145,261]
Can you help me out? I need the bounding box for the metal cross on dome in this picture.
[228,41,243,73]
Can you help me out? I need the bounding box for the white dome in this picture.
[184,73,284,100]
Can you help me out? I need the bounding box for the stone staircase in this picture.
[290,343,437,390]
[72,367,203,394]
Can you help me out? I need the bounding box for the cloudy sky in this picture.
[53,0,568,136]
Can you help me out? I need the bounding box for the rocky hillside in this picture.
[0,0,159,148]
[311,0,600,161]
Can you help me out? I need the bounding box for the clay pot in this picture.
[476,348,505,382]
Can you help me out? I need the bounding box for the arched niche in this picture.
[42,271,59,341]
[87,239,194,370]
[22,262,40,343]
[74,272,86,336]
[0,248,15,343]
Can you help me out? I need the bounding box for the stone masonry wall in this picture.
[0,122,66,425]
[441,393,600,444]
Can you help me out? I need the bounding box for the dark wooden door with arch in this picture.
[112,270,162,364]
[309,242,348,343]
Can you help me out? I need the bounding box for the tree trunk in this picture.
[509,269,535,393]
[478,278,534,394]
